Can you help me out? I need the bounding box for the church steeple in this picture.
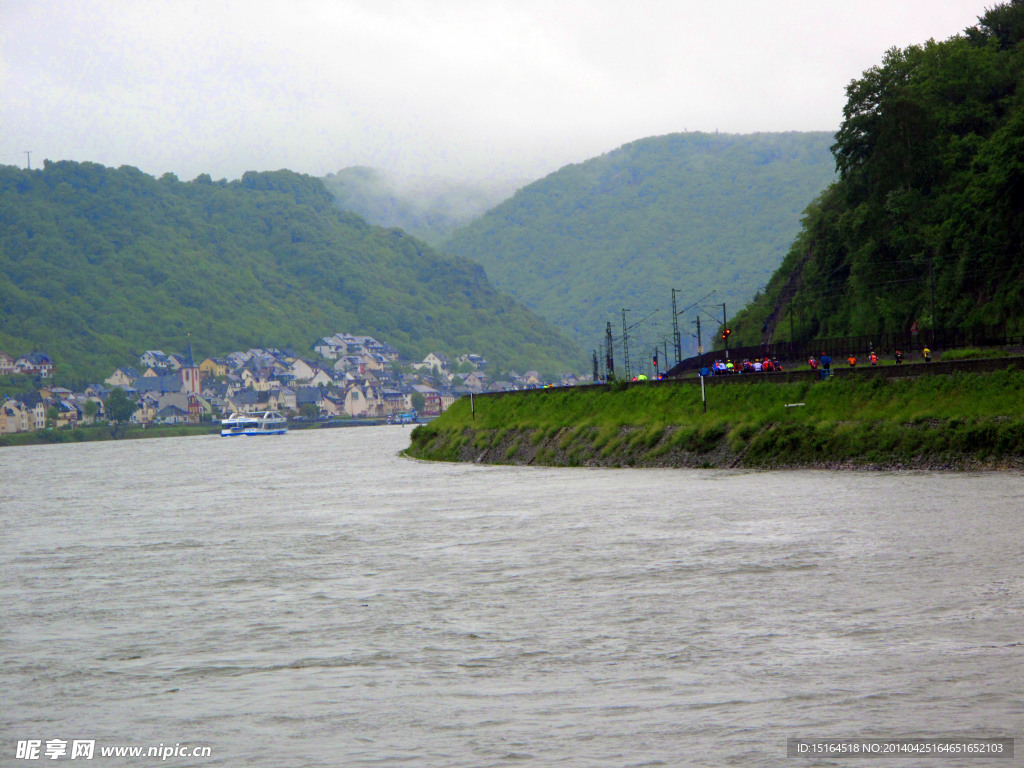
[181,334,200,396]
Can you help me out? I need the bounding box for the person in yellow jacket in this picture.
[923,347,932,362]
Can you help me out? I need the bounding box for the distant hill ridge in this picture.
[0,161,583,382]
[439,131,837,360]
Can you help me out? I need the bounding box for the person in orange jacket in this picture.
[847,354,857,368]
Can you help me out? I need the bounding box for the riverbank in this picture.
[406,365,1024,470]
[0,422,220,447]
[0,417,423,448]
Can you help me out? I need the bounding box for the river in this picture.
[1,427,1021,766]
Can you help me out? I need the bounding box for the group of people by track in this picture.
[699,358,784,376]
[698,347,935,379]
[808,347,930,372]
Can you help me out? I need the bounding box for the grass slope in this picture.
[407,367,1024,469]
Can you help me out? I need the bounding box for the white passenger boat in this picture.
[219,411,288,437]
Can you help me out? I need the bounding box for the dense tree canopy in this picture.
[729,1,1024,346]
[440,132,836,358]
[103,387,136,423]
[0,162,583,383]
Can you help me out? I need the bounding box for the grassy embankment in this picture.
[406,367,1024,469]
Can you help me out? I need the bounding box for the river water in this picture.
[1,427,1022,767]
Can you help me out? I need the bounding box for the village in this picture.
[0,334,588,434]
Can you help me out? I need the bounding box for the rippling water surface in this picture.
[2,427,1022,766]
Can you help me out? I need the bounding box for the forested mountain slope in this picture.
[322,167,522,246]
[441,132,836,356]
[0,161,583,382]
[728,1,1024,348]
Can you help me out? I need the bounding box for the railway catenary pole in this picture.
[672,289,716,367]
[671,289,682,366]
[605,322,615,380]
[622,309,632,381]
[696,315,702,361]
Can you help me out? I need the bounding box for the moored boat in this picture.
[219,411,288,437]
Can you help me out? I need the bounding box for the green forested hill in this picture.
[322,166,523,246]
[441,132,836,358]
[728,1,1024,348]
[0,161,583,382]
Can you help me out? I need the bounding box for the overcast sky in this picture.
[1,0,991,183]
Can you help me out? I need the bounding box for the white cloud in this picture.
[0,0,989,181]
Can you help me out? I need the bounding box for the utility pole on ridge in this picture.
[605,322,615,381]
[622,309,631,381]
[671,289,682,366]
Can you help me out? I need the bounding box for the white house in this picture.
[463,372,488,391]
[276,387,297,412]
[290,359,317,382]
[0,400,31,433]
[15,353,54,378]
[139,350,169,370]
[422,352,449,372]
[308,368,334,388]
[105,368,138,388]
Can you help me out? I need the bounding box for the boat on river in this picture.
[386,411,419,425]
[219,411,288,437]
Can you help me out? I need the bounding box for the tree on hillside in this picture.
[442,132,837,355]
[0,162,582,379]
[728,0,1024,345]
[410,391,426,412]
[104,388,136,434]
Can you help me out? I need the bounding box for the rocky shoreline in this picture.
[406,422,1024,472]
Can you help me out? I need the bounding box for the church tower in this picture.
[181,336,201,396]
